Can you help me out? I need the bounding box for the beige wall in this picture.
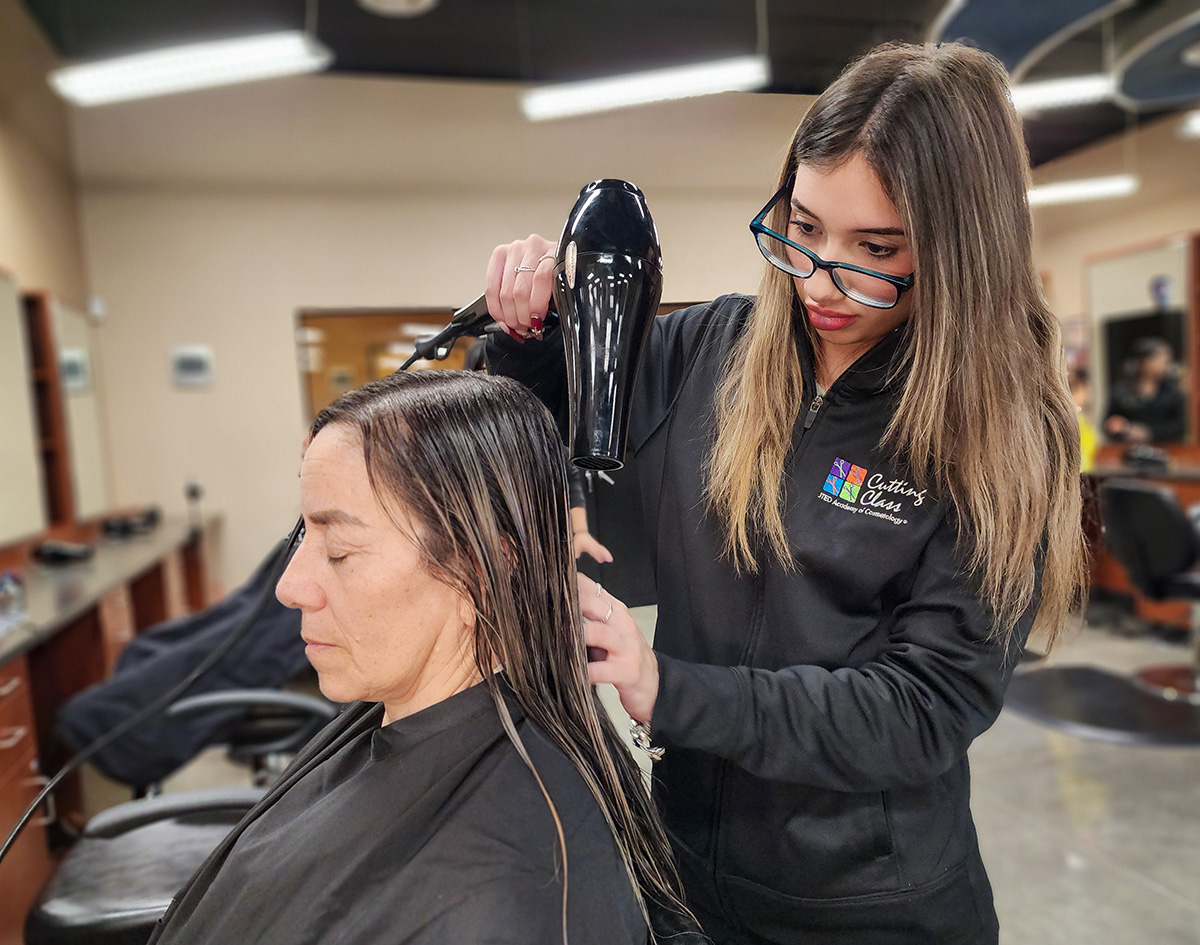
[1031,112,1200,320]
[81,184,764,586]
[0,0,86,304]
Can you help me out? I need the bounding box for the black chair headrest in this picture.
[1099,478,1200,598]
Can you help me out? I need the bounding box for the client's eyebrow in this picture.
[307,509,368,528]
[790,199,906,237]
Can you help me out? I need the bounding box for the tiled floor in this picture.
[972,616,1200,944]
[90,603,1200,943]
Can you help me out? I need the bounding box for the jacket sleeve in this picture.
[650,517,1036,793]
[485,327,572,444]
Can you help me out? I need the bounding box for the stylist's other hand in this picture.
[578,574,658,724]
[574,530,614,564]
[485,234,556,341]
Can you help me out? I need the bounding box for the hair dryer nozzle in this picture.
[554,180,663,470]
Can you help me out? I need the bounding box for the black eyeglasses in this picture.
[749,178,915,310]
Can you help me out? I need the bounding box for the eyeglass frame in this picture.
[748,175,915,311]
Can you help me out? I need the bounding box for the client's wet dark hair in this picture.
[310,370,690,943]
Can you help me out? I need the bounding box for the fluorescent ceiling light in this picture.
[49,31,333,107]
[1182,110,1200,138]
[1010,74,1114,114]
[1028,174,1138,207]
[521,55,770,121]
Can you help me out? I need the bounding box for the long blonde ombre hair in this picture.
[708,42,1087,649]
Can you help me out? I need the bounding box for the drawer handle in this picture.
[0,725,28,750]
[0,677,20,698]
[29,775,57,828]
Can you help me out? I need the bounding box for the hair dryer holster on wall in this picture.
[553,179,663,470]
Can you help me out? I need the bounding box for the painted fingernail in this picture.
[530,315,543,331]
[505,327,524,343]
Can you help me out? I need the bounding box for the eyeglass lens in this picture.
[753,232,901,308]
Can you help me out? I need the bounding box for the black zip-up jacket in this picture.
[488,294,1034,944]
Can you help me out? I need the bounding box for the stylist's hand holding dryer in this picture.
[484,41,1086,945]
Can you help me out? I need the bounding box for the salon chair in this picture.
[162,688,336,789]
[1099,478,1200,703]
[24,788,262,945]
[1005,478,1200,744]
[24,690,336,945]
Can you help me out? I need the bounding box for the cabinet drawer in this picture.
[0,657,36,784]
[0,748,54,945]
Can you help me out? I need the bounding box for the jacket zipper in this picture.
[803,392,823,432]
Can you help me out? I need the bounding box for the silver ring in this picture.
[596,583,603,598]
[604,601,614,622]
[538,252,556,263]
[513,264,536,274]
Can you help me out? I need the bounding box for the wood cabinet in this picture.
[0,519,215,942]
[0,656,53,945]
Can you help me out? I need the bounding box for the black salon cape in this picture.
[148,680,647,945]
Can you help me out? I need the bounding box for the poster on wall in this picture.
[60,347,92,393]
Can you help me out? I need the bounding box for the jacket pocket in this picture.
[720,857,992,945]
[719,773,897,901]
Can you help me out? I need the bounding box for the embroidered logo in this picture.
[818,455,927,527]
[824,457,867,502]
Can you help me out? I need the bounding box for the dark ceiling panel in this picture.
[20,0,1200,166]
[1118,15,1200,106]
[931,0,1132,74]
[1021,101,1136,165]
[24,0,304,59]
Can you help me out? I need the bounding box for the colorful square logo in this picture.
[823,457,868,503]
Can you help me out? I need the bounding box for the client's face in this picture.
[276,424,476,722]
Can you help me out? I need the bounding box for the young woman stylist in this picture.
[483,42,1087,945]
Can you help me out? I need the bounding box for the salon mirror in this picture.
[1087,237,1192,446]
[51,298,113,520]
[0,270,48,544]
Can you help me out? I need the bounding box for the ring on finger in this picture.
[513,264,536,275]
[596,583,603,598]
[604,601,614,622]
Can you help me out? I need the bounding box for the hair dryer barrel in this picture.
[553,179,663,470]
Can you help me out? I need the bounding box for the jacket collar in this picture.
[793,311,909,400]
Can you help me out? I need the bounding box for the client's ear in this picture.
[455,592,477,631]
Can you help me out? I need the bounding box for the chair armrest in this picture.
[84,786,266,838]
[166,689,337,721]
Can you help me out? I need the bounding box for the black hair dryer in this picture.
[552,179,663,470]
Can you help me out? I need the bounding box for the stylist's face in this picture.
[276,425,475,722]
[788,153,914,364]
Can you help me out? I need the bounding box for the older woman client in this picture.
[147,370,695,945]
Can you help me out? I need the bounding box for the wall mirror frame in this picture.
[0,269,48,546]
[20,291,114,531]
[1086,232,1200,451]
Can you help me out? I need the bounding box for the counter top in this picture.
[0,519,198,665]
[1088,464,1200,482]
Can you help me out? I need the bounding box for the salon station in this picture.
[2,1,1200,943]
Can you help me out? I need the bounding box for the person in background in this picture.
[1103,336,1186,444]
[483,41,1087,945]
[1070,367,1097,472]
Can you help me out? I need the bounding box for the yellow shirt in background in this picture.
[1078,411,1097,472]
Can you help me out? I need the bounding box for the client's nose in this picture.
[275,537,323,612]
